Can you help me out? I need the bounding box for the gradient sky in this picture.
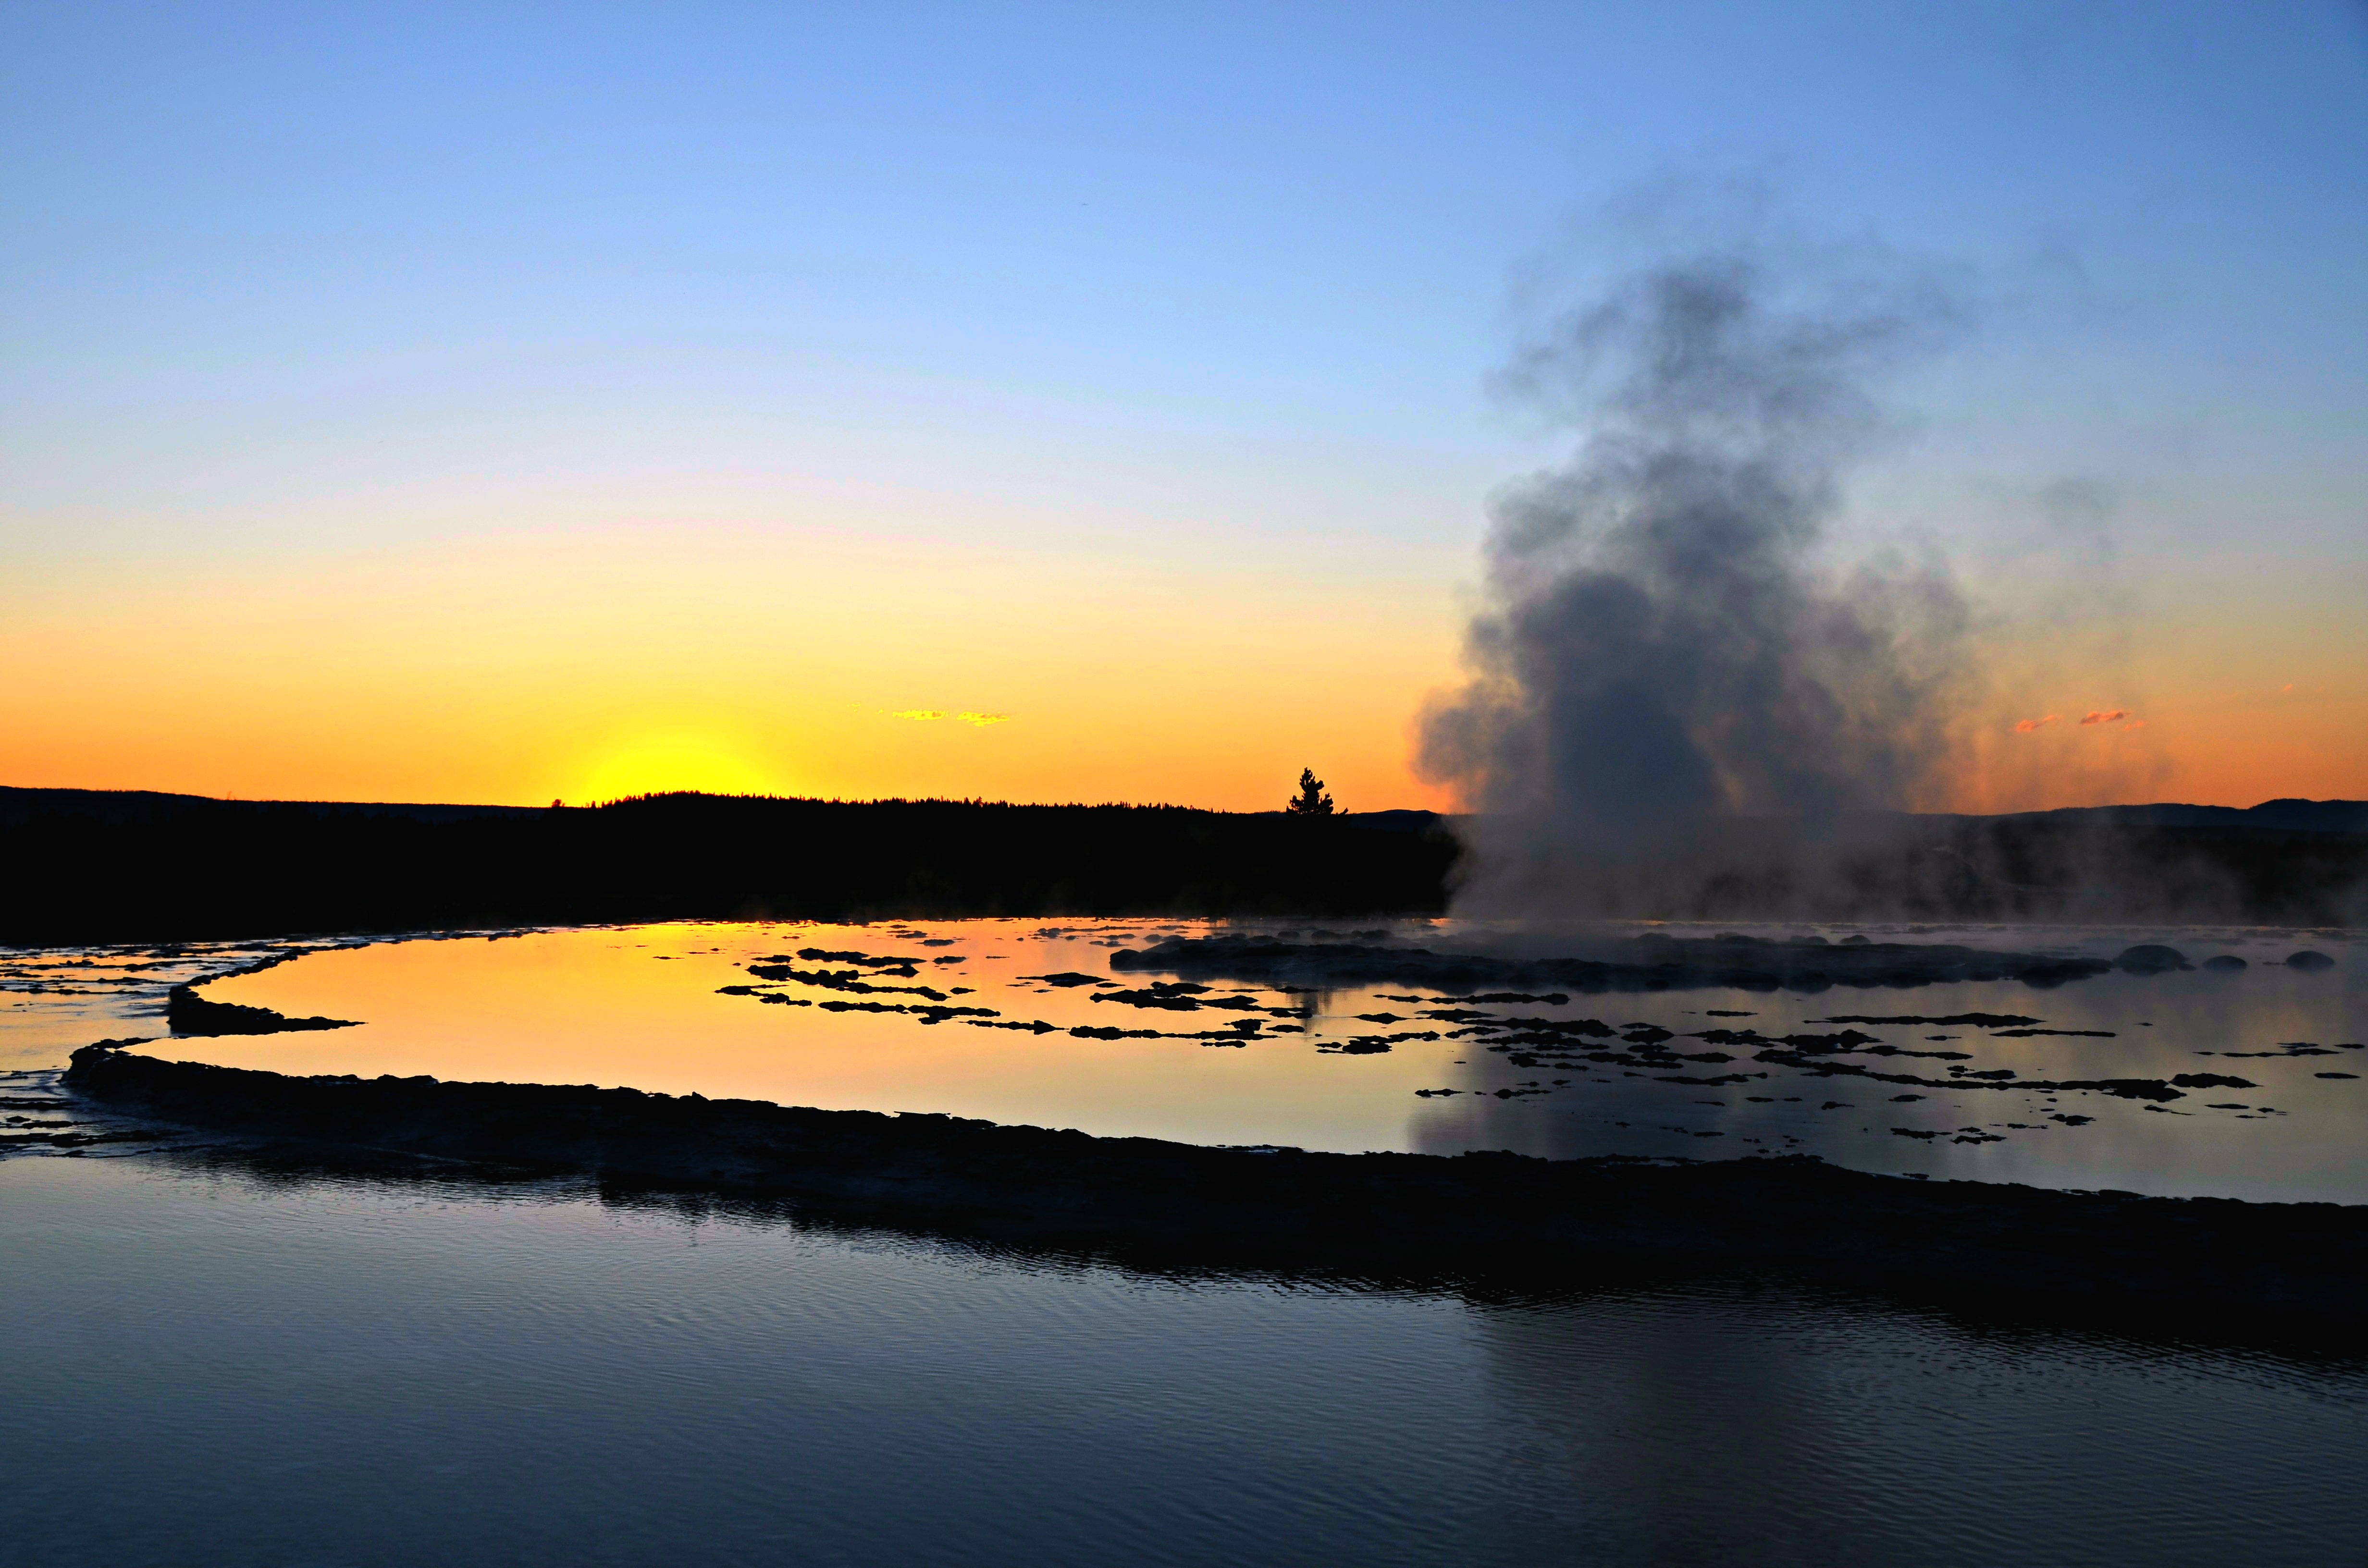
[6,1,2364,811]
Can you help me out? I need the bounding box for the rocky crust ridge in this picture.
[62,1041,2367,1324]
[1110,933,2119,992]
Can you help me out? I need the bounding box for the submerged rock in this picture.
[1815,1013,2043,1028]
[2286,951,2336,972]
[2114,945,2191,974]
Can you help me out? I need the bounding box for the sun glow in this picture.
[572,733,784,804]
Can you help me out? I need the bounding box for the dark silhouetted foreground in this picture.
[2,789,1456,944]
[62,1041,2368,1327]
[3,787,2363,945]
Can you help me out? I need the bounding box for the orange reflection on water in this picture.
[177,920,1459,1153]
[146,916,2368,1198]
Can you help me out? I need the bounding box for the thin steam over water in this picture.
[1420,246,1982,917]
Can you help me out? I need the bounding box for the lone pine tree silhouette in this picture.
[1286,768,1336,817]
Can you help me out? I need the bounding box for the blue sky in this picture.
[4,1,2364,807]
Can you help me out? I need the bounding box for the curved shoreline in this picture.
[62,1042,2368,1323]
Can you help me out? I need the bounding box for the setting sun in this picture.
[570,731,786,804]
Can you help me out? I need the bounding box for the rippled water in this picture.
[6,921,2367,1564]
[130,916,2368,1200]
[4,1153,2365,1567]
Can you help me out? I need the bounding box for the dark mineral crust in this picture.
[62,1041,2368,1326]
[166,984,357,1037]
[1110,934,2115,993]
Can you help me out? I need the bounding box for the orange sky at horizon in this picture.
[3,523,1464,814]
[7,520,2362,816]
[9,3,2364,833]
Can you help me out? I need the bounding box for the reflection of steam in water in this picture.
[1461,1284,2368,1566]
[9,1139,2367,1566]
[1467,1289,1840,1563]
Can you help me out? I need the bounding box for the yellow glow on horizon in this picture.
[572,733,785,805]
[2,520,2357,814]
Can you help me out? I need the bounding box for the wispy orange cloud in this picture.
[2014,713,2062,733]
[887,709,1011,727]
[2080,709,2131,726]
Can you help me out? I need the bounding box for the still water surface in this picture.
[172,917,2368,1201]
[5,920,2365,1564]
[5,1154,2366,1567]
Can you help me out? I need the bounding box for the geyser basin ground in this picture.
[125,917,2368,1203]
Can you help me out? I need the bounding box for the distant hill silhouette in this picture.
[1979,799,2368,835]
[2,787,2361,944]
[0,789,1459,944]
[0,786,541,828]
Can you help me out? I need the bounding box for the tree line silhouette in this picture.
[2,790,1457,945]
[4,785,2361,945]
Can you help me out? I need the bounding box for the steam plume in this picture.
[1418,245,1977,916]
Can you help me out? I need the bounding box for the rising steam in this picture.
[1418,247,1979,917]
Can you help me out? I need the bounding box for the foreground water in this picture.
[117,916,2368,1201]
[5,919,2366,1564]
[4,1153,2366,1567]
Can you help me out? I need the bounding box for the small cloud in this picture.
[2282,684,2295,694]
[2079,710,2131,726]
[884,709,1009,726]
[2014,714,2062,734]
[2124,719,2146,730]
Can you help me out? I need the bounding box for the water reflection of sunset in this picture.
[173,918,2368,1202]
[188,921,1459,1154]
